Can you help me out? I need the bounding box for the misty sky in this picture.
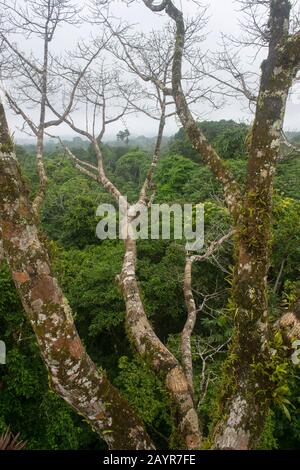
[2,0,300,141]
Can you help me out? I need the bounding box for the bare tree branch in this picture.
[182,231,234,400]
[278,129,300,161]
[0,0,86,218]
[138,93,166,205]
[143,0,242,217]
[273,255,287,294]
[45,32,201,445]
[0,99,154,450]
[143,0,300,450]
[46,133,99,181]
[4,91,38,136]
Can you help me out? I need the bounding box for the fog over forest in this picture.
[0,0,300,458]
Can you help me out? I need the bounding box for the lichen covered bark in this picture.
[0,101,154,450]
[32,34,49,218]
[120,238,201,449]
[143,0,300,450]
[279,299,300,342]
[163,1,241,218]
[182,258,197,400]
[212,0,298,449]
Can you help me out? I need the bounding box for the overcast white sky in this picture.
[3,0,300,141]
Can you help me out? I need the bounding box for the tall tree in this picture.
[0,0,105,218]
[1,0,300,451]
[142,0,300,449]
[0,99,154,449]
[45,52,202,448]
[117,128,130,144]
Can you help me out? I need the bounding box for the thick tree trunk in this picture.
[119,237,201,449]
[0,101,154,450]
[212,0,298,449]
[47,80,200,448]
[143,0,300,450]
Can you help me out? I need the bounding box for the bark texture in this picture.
[182,232,234,402]
[279,300,300,342]
[32,36,49,218]
[143,0,300,450]
[213,0,299,449]
[120,237,201,449]
[0,101,154,450]
[57,90,201,448]
[182,258,197,400]
[156,0,241,218]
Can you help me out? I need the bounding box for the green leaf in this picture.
[281,403,291,421]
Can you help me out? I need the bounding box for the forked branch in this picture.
[182,230,234,400]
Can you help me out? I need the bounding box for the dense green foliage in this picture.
[169,120,249,162]
[1,121,300,449]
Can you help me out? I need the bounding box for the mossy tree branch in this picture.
[143,0,299,450]
[0,100,154,450]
